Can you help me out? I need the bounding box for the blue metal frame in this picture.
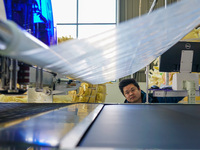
[3,0,56,46]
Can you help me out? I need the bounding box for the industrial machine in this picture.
[1,0,200,149]
[0,0,80,102]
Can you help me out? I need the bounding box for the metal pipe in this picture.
[14,60,19,90]
[148,0,158,14]
[9,59,18,92]
[164,0,169,86]
[139,0,142,17]
[40,68,43,89]
[145,65,149,104]
[146,0,158,103]
[9,59,13,90]
[0,57,6,89]
[35,67,43,92]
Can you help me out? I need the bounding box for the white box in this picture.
[172,73,199,90]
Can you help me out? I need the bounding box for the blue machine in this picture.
[3,0,56,46]
[0,0,56,93]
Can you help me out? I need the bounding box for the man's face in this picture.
[123,83,142,103]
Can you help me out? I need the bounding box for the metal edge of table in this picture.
[59,104,104,149]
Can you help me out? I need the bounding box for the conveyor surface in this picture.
[0,103,100,149]
[78,104,200,149]
[0,103,70,123]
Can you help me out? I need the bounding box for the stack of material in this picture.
[69,83,107,103]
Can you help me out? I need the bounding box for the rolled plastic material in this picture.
[0,0,200,84]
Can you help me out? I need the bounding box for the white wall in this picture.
[0,0,7,20]
[105,82,124,103]
[105,81,146,103]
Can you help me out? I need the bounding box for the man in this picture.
[119,78,158,103]
[119,78,182,103]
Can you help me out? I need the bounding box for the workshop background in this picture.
[1,0,200,150]
[0,0,189,104]
[52,0,180,104]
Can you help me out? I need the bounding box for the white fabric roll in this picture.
[0,0,200,84]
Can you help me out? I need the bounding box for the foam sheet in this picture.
[0,0,200,84]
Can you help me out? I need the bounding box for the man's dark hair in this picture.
[119,78,140,95]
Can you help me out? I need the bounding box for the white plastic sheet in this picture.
[0,0,200,84]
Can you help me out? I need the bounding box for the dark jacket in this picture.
[124,90,183,103]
